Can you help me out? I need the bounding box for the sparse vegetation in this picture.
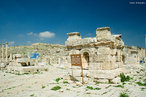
[136,82,146,86]
[42,85,45,89]
[86,86,101,90]
[102,91,108,95]
[55,78,61,83]
[63,80,68,84]
[120,92,129,97]
[120,73,130,82]
[95,81,101,84]
[114,85,124,88]
[122,82,126,85]
[72,86,76,88]
[34,71,40,74]
[7,86,16,90]
[66,88,70,90]
[108,82,114,84]
[51,86,61,91]
[86,86,94,90]
[24,73,30,75]
[141,88,146,91]
[30,94,34,97]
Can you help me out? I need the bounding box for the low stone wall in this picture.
[5,66,48,74]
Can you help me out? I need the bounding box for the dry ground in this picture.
[0,65,146,97]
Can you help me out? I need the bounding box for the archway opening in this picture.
[83,52,89,67]
[122,55,125,64]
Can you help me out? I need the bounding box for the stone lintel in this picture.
[67,32,80,36]
[66,41,116,49]
[96,27,110,31]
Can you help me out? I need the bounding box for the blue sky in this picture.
[0,0,146,47]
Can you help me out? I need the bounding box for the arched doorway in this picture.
[122,55,125,64]
[83,52,89,68]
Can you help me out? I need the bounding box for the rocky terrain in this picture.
[0,43,67,60]
[0,64,146,97]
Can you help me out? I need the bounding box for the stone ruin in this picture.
[0,27,145,83]
[65,27,124,82]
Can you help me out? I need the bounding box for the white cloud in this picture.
[9,41,15,45]
[39,31,55,39]
[27,32,37,36]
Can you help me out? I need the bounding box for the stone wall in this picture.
[123,46,145,64]
[0,43,68,66]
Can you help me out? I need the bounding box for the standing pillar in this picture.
[2,43,4,61]
[145,35,146,57]
[0,44,2,60]
[10,53,12,61]
[5,42,8,62]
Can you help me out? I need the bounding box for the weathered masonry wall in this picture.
[65,27,124,81]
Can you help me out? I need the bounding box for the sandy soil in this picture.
[0,66,146,97]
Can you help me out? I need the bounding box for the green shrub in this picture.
[86,86,94,90]
[66,88,70,90]
[34,71,40,74]
[55,78,61,83]
[141,88,146,91]
[108,82,114,84]
[51,86,61,91]
[30,94,34,97]
[63,80,68,84]
[95,81,101,84]
[94,87,101,90]
[114,85,124,88]
[120,73,130,82]
[24,73,30,75]
[102,91,107,95]
[120,92,129,97]
[136,82,146,86]
[42,86,45,89]
[86,86,101,90]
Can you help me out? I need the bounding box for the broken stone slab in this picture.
[112,77,121,84]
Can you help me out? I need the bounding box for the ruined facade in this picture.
[65,27,124,81]
[66,27,124,69]
[145,35,146,57]
[122,46,145,64]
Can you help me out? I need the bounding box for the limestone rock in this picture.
[112,77,121,84]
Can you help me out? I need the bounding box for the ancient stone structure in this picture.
[0,27,145,82]
[145,35,146,57]
[5,42,8,62]
[2,43,4,61]
[65,27,124,82]
[122,46,145,64]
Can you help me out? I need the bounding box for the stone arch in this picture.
[83,52,89,66]
[80,49,91,68]
[122,55,125,64]
[80,49,91,56]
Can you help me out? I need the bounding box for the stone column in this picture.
[9,53,12,61]
[145,35,146,57]
[5,42,8,62]
[2,43,4,61]
[0,44,2,61]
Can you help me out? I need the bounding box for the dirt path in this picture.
[0,65,146,97]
